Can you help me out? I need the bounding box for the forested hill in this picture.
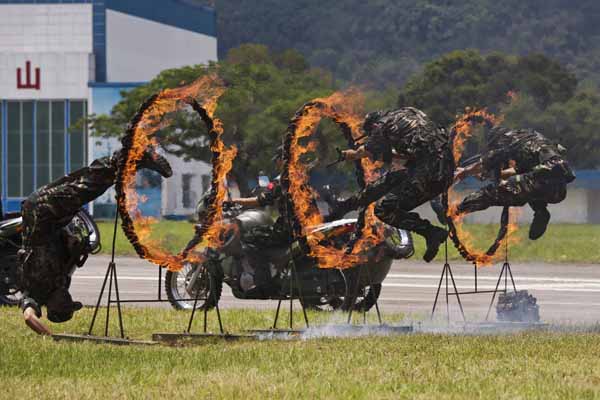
[216,0,600,88]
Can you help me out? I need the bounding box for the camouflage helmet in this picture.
[46,288,83,323]
[485,126,511,150]
[363,111,386,134]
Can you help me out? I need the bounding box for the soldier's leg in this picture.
[329,169,409,220]
[528,200,550,240]
[457,178,530,215]
[527,176,567,240]
[374,186,447,263]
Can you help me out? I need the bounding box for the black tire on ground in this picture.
[165,264,223,311]
[339,268,382,312]
[0,292,22,306]
[299,269,349,311]
[354,283,382,312]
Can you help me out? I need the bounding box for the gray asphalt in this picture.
[71,255,600,323]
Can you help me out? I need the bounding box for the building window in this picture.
[182,173,195,209]
[3,100,87,202]
[6,101,35,197]
[51,100,66,182]
[69,100,87,172]
[36,101,51,188]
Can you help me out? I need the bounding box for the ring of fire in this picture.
[115,75,237,272]
[281,92,386,269]
[446,109,519,266]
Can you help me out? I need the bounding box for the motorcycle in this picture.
[165,192,414,312]
[0,208,101,306]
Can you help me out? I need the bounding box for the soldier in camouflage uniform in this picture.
[19,148,172,334]
[330,107,453,262]
[454,127,575,240]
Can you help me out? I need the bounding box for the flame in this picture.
[283,90,386,269]
[117,74,237,271]
[447,108,522,266]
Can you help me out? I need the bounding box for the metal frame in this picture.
[270,261,310,331]
[431,231,517,323]
[87,205,227,339]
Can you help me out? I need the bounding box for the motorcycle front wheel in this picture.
[164,263,222,310]
[0,288,23,306]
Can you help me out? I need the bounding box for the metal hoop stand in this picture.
[431,219,517,324]
[54,204,234,345]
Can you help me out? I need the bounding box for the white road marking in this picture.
[76,274,600,285]
[382,282,600,292]
[74,275,600,293]
[76,276,158,281]
[386,274,600,284]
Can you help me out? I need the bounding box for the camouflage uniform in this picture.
[457,128,575,239]
[19,149,171,322]
[333,107,453,261]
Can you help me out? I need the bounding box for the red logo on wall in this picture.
[16,61,41,90]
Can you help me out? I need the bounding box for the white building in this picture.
[0,0,216,217]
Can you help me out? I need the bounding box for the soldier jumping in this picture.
[453,127,575,240]
[329,107,453,262]
[19,148,172,335]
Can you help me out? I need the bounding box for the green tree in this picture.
[395,49,600,167]
[216,0,600,88]
[397,50,577,126]
[502,91,600,169]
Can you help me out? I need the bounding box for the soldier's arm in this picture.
[500,167,517,179]
[231,197,261,207]
[455,161,483,182]
[23,307,52,336]
[342,145,372,161]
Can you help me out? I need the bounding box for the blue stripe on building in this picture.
[105,0,216,38]
[87,81,146,88]
[92,1,107,82]
[0,0,216,37]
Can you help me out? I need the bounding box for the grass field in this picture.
[2,307,600,399]
[97,220,600,263]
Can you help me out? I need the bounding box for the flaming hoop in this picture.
[281,91,386,269]
[446,109,519,266]
[115,75,237,272]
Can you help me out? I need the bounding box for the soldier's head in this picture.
[485,126,511,151]
[123,146,173,178]
[46,288,82,323]
[363,111,385,135]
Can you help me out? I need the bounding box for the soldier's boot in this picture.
[137,148,173,178]
[430,195,448,225]
[415,224,448,263]
[529,205,550,240]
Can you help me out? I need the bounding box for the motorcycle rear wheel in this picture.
[165,263,222,310]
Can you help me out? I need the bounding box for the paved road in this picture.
[71,255,600,323]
